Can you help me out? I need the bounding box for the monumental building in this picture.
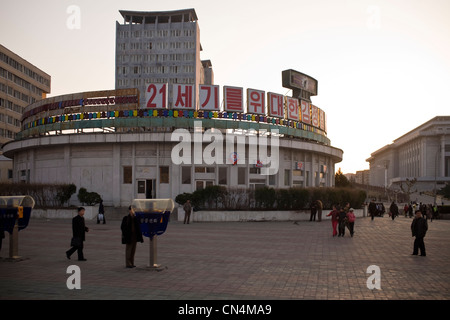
[2,9,343,207]
[366,116,450,193]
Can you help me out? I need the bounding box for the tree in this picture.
[438,183,450,199]
[335,168,351,188]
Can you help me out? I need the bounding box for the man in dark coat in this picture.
[368,201,376,220]
[389,201,399,220]
[121,206,144,268]
[66,207,89,261]
[411,210,428,256]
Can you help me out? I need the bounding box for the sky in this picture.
[1,0,449,174]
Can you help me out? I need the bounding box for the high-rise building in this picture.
[115,8,212,109]
[0,44,51,145]
[0,44,51,181]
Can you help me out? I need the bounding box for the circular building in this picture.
[3,82,343,207]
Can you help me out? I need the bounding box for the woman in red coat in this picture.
[327,205,340,237]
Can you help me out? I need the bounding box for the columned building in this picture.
[366,116,450,192]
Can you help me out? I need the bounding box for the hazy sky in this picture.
[1,0,449,174]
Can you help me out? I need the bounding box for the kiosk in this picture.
[0,196,35,259]
[131,199,174,269]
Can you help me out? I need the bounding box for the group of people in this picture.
[326,202,356,237]
[403,202,438,221]
[65,205,143,268]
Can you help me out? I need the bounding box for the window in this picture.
[182,167,191,184]
[160,166,169,184]
[269,174,276,186]
[123,166,132,184]
[284,169,291,186]
[238,167,246,185]
[219,167,227,185]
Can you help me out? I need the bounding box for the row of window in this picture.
[0,83,35,104]
[117,29,195,39]
[0,51,50,87]
[117,77,195,87]
[0,113,21,127]
[122,166,326,187]
[0,97,24,114]
[118,41,195,51]
[0,67,46,97]
[117,53,196,64]
[117,65,195,75]
[0,128,16,139]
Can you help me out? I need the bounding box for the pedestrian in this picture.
[368,200,376,220]
[411,210,428,256]
[338,206,347,237]
[316,199,323,222]
[66,207,89,261]
[389,201,399,221]
[346,208,356,237]
[309,201,317,221]
[326,205,339,237]
[408,203,413,218]
[403,203,409,217]
[97,200,106,224]
[183,199,192,224]
[121,205,144,268]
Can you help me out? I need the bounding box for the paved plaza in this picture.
[1,214,449,300]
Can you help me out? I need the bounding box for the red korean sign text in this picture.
[199,85,220,111]
[300,100,311,124]
[247,89,265,115]
[268,92,284,118]
[146,83,168,109]
[224,86,244,112]
[286,97,299,121]
[173,84,194,109]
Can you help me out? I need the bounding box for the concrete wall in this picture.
[177,208,366,222]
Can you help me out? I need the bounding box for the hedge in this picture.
[175,186,366,211]
[0,183,77,208]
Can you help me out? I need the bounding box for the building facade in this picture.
[0,44,51,181]
[3,9,343,207]
[366,116,450,192]
[116,9,212,109]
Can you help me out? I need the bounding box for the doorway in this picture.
[146,179,156,199]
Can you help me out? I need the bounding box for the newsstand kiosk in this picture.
[0,196,35,259]
[131,199,174,270]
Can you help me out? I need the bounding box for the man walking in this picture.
[66,207,89,261]
[411,210,428,256]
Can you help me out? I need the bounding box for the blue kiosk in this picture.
[131,198,174,269]
[0,196,35,259]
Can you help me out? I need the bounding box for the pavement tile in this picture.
[1,215,449,300]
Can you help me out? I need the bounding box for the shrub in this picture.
[77,187,102,206]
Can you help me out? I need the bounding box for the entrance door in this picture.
[146,179,156,199]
